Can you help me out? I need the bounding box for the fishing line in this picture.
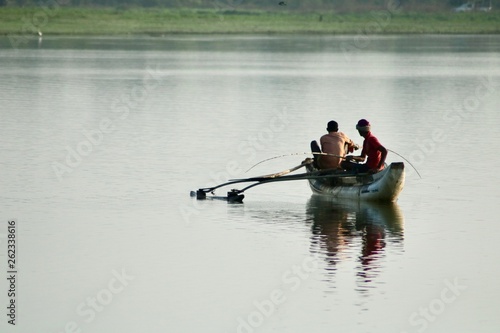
[245,152,344,173]
[387,149,422,179]
[246,149,422,179]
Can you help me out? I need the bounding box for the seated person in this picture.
[341,119,387,174]
[311,120,358,170]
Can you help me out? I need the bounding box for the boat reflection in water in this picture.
[306,195,404,294]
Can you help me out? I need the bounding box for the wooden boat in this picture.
[192,159,405,203]
[306,161,405,202]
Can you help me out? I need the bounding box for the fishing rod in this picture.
[246,150,422,178]
[245,152,345,173]
[387,149,422,179]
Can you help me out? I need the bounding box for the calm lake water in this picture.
[1,34,500,333]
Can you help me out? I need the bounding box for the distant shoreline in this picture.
[1,7,500,36]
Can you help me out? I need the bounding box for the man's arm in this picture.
[346,153,366,163]
[375,145,387,170]
[345,137,360,153]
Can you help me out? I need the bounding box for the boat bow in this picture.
[306,162,405,202]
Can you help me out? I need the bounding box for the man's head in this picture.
[327,120,338,132]
[356,119,371,136]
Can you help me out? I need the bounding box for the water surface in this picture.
[1,34,500,333]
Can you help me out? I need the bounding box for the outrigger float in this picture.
[191,157,405,203]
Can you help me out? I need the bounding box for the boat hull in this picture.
[306,162,405,202]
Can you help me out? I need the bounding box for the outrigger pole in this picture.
[190,159,362,203]
[190,159,313,203]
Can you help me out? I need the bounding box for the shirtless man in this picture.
[317,120,358,169]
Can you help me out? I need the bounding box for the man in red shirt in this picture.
[342,119,387,174]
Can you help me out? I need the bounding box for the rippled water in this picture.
[1,35,500,333]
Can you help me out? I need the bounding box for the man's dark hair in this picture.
[327,120,338,132]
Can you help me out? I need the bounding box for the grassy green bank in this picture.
[1,7,500,35]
